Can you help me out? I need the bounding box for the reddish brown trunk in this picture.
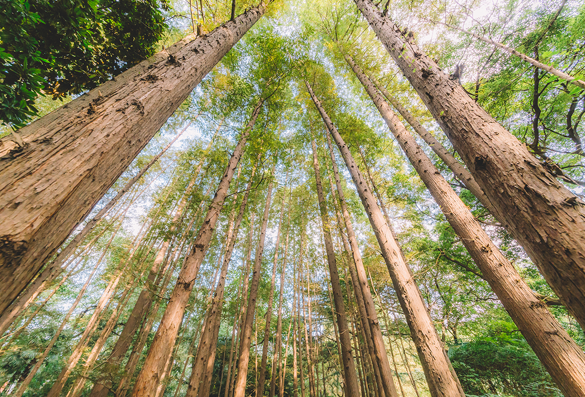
[349,51,585,397]
[131,101,262,396]
[270,213,292,397]
[0,7,266,317]
[258,194,287,397]
[88,134,217,397]
[311,140,362,396]
[0,124,187,336]
[186,164,256,397]
[233,166,276,397]
[326,133,397,397]
[306,81,465,397]
[354,0,585,330]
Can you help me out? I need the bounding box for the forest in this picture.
[0,0,584,395]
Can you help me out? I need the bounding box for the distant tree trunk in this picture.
[0,7,266,318]
[0,123,188,337]
[258,195,288,397]
[348,51,585,397]
[173,322,203,397]
[88,130,219,397]
[279,317,293,397]
[233,167,276,397]
[302,254,317,397]
[187,163,257,397]
[13,207,130,397]
[326,134,397,397]
[131,100,262,396]
[270,217,292,397]
[311,140,361,396]
[293,261,299,397]
[306,81,465,397]
[353,0,585,331]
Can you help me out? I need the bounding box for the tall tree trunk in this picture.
[301,252,317,397]
[293,261,299,397]
[233,166,276,397]
[88,130,218,397]
[311,140,361,397]
[367,77,495,215]
[258,194,287,397]
[347,52,585,396]
[305,81,465,397]
[270,216,292,397]
[279,316,293,397]
[131,100,262,397]
[0,7,266,318]
[0,123,187,337]
[325,134,397,397]
[187,163,257,397]
[353,0,585,330]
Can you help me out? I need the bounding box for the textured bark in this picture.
[306,81,464,397]
[186,164,256,397]
[0,119,192,338]
[367,77,495,215]
[0,6,265,317]
[350,52,585,397]
[354,0,585,330]
[131,101,261,396]
[88,134,216,397]
[326,133,398,397]
[311,140,361,396]
[258,196,287,397]
[233,169,275,397]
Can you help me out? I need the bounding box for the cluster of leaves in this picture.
[0,0,169,128]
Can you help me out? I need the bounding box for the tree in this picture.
[0,5,266,319]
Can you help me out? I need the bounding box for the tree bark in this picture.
[131,100,262,396]
[367,76,495,215]
[270,214,292,397]
[88,129,218,397]
[311,139,362,397]
[258,194,287,397]
[0,6,265,318]
[186,163,256,397]
[353,0,585,330]
[326,133,398,397]
[348,50,585,397]
[233,166,276,397]
[306,81,465,397]
[0,123,187,337]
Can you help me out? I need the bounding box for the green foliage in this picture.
[450,340,562,397]
[0,0,168,128]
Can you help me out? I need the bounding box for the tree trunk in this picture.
[348,51,585,397]
[0,7,266,318]
[311,139,362,397]
[187,163,256,397]
[131,100,262,396]
[367,77,495,215]
[258,195,287,397]
[233,166,275,397]
[0,123,187,337]
[305,81,465,397]
[270,217,292,397]
[353,0,585,330]
[88,131,218,397]
[325,133,398,397]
